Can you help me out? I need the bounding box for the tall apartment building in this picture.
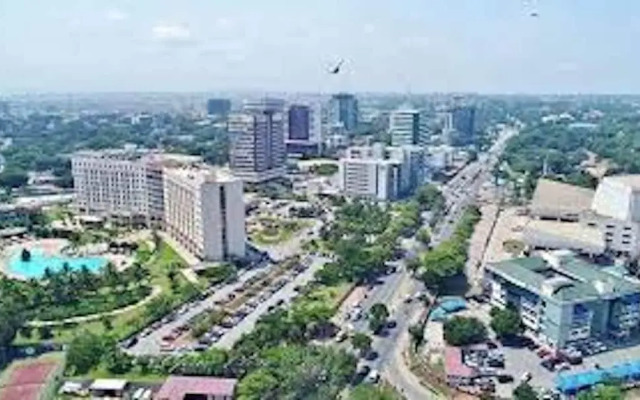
[163,167,246,261]
[338,144,424,200]
[206,98,232,117]
[486,251,640,349]
[71,148,200,226]
[329,93,359,132]
[389,107,423,146]
[229,98,286,183]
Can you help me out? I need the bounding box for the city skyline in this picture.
[3,1,640,94]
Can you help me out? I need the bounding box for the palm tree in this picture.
[61,262,71,277]
[78,265,95,293]
[130,263,148,286]
[103,262,120,290]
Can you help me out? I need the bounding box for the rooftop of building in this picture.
[164,166,237,185]
[445,346,477,378]
[155,376,237,400]
[600,174,640,191]
[591,174,640,221]
[524,220,605,250]
[72,147,202,166]
[531,179,595,216]
[487,251,640,303]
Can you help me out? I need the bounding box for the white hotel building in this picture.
[71,148,246,262]
[163,167,246,261]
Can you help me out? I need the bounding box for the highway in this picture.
[345,127,517,399]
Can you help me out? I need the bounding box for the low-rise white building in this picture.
[338,144,424,200]
[528,176,640,258]
[163,167,246,262]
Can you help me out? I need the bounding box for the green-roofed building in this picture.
[485,250,640,349]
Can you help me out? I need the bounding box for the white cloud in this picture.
[215,17,234,30]
[363,24,375,35]
[152,23,192,42]
[105,9,128,22]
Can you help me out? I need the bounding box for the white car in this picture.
[365,369,380,384]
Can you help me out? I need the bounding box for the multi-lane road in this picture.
[343,127,517,399]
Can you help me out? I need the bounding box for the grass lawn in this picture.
[251,218,311,245]
[14,241,194,346]
[297,282,353,312]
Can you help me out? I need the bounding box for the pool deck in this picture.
[1,238,134,279]
[0,239,68,280]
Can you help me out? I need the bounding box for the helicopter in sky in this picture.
[328,59,344,75]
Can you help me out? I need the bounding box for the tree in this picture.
[0,169,28,190]
[577,383,623,400]
[237,369,279,400]
[66,331,110,375]
[100,315,113,331]
[350,333,372,356]
[20,248,31,262]
[443,316,487,346]
[408,324,425,350]
[513,382,538,400]
[490,306,524,339]
[416,228,431,247]
[103,347,133,374]
[350,384,400,400]
[0,303,22,347]
[368,303,390,334]
[37,326,53,340]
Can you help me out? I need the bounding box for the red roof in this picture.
[445,347,477,378]
[155,376,237,400]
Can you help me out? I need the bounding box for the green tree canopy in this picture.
[368,303,390,334]
[490,306,524,339]
[443,316,487,346]
[513,382,538,400]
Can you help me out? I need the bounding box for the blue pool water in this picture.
[8,247,107,278]
[429,296,467,321]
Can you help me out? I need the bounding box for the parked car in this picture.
[497,374,514,383]
[365,369,380,384]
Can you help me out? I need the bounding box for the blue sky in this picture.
[1,0,639,94]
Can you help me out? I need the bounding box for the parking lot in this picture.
[126,263,273,355]
[140,255,328,354]
[215,256,328,348]
[453,299,640,398]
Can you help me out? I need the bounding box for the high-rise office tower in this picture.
[285,103,322,156]
[229,98,286,183]
[330,93,359,132]
[390,107,422,146]
[206,98,232,117]
[445,105,476,145]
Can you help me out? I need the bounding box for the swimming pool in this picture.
[8,247,107,278]
[429,296,467,321]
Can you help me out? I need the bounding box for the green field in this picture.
[251,217,311,245]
